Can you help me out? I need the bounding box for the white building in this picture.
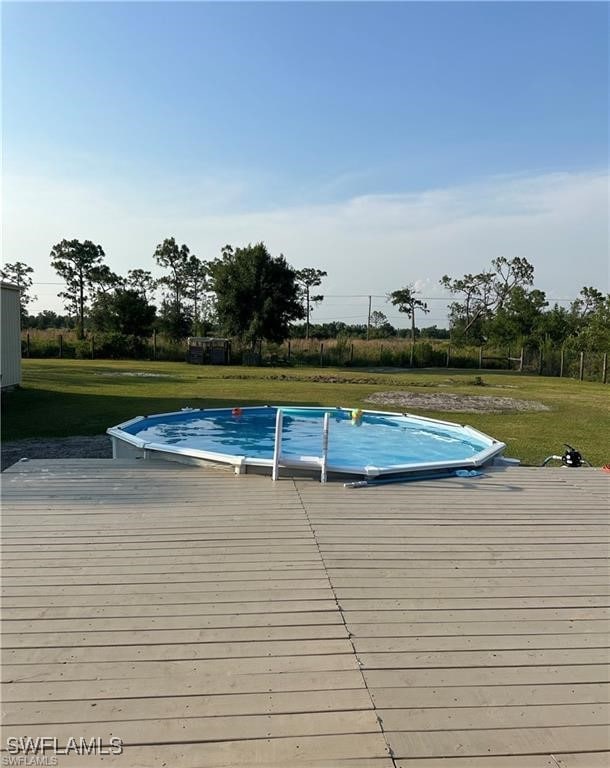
[1,281,22,389]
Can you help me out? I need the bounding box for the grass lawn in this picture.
[2,359,609,466]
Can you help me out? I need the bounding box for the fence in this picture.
[21,330,187,362]
[20,330,608,383]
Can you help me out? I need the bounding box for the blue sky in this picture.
[3,1,608,323]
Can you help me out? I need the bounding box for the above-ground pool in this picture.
[108,406,506,479]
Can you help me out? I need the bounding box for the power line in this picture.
[29,281,585,307]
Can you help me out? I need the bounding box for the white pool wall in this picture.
[108,406,507,478]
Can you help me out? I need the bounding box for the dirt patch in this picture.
[365,391,550,414]
[95,372,167,377]
[2,435,112,472]
[212,373,439,386]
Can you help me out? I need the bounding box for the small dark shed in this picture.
[187,337,231,365]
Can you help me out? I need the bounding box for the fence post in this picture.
[478,347,483,369]
[519,347,524,373]
[152,329,157,360]
[559,347,564,378]
[272,409,283,482]
[319,342,324,366]
[579,351,584,382]
[58,334,63,359]
[349,343,354,365]
[603,352,608,384]
[446,345,450,368]
[287,340,291,362]
[410,342,414,368]
[538,347,543,375]
[91,336,95,360]
[26,333,30,358]
[507,346,510,370]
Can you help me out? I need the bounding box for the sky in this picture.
[2,1,608,327]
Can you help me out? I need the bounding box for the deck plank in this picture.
[298,467,609,765]
[385,725,610,758]
[1,461,608,766]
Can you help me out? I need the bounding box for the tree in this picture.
[154,237,189,310]
[210,242,305,350]
[90,288,156,337]
[0,261,37,321]
[570,286,605,321]
[370,310,388,328]
[420,325,450,340]
[440,257,535,339]
[157,300,192,341]
[369,310,395,339]
[576,294,610,350]
[88,264,122,298]
[567,288,609,351]
[183,254,210,335]
[486,287,548,347]
[538,304,575,345]
[388,285,430,365]
[295,268,327,340]
[25,310,73,330]
[154,237,192,339]
[50,239,106,338]
[126,269,156,300]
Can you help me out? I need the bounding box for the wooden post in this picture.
[366,296,371,341]
[559,347,564,378]
[538,348,543,375]
[478,346,483,369]
[258,339,263,364]
[152,329,157,360]
[26,333,30,358]
[91,336,95,360]
[602,352,608,384]
[579,351,584,382]
[446,345,450,368]
[58,334,63,359]
[519,347,524,373]
[410,341,414,368]
[319,342,324,366]
[287,340,291,362]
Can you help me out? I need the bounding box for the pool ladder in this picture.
[272,409,330,483]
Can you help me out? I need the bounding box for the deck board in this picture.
[296,466,609,766]
[2,460,608,766]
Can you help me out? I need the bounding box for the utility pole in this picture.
[366,295,372,341]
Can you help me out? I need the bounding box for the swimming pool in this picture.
[108,406,506,479]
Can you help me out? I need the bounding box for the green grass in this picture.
[2,359,609,466]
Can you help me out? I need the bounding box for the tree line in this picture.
[2,240,327,351]
[2,245,608,355]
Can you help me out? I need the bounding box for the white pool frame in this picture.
[107,405,508,480]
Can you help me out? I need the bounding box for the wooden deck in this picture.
[1,459,608,767]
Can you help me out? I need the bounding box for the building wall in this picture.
[1,282,22,389]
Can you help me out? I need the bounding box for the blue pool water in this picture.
[123,407,490,470]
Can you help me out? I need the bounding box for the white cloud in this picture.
[3,168,608,323]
